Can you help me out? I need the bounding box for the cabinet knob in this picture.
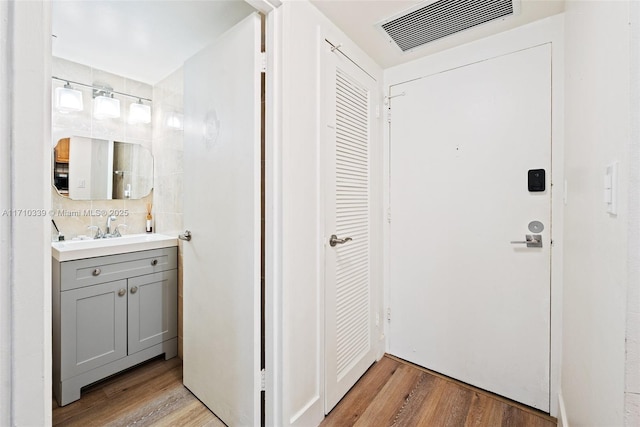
[118,288,126,297]
[130,286,138,294]
[92,268,101,276]
[151,259,158,266]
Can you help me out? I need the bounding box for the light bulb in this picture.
[55,84,83,113]
[129,100,151,124]
[93,95,120,119]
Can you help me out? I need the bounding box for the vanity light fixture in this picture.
[54,82,84,113]
[93,87,121,120]
[52,77,152,121]
[129,99,151,124]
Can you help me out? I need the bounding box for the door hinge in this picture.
[260,51,267,73]
[387,207,391,223]
[387,307,391,322]
[260,368,265,391]
[384,91,406,123]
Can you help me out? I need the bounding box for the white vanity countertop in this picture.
[52,233,178,262]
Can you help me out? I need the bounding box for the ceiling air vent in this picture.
[377,0,520,52]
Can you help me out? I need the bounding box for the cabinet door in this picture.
[128,271,177,354]
[60,279,128,380]
[55,137,70,163]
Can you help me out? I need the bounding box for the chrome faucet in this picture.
[112,223,128,237]
[87,225,103,239]
[106,215,117,235]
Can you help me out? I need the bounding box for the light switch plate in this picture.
[604,162,618,215]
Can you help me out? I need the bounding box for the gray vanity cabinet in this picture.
[128,271,178,354]
[53,247,178,406]
[60,279,128,379]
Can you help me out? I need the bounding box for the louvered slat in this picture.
[335,68,370,379]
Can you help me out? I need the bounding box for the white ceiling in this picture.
[52,0,256,84]
[310,0,565,69]
[52,1,565,83]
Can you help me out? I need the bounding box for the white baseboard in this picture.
[558,389,569,427]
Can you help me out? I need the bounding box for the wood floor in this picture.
[322,355,556,427]
[52,357,224,427]
[53,355,556,426]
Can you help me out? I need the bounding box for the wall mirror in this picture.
[53,136,153,200]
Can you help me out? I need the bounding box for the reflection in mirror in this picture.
[53,136,153,200]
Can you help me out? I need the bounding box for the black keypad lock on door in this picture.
[528,169,545,192]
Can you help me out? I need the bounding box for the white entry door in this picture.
[323,42,377,412]
[389,44,552,411]
[182,14,261,426]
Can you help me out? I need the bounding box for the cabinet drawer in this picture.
[61,247,177,291]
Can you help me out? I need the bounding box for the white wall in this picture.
[627,2,640,424]
[0,1,52,425]
[152,67,184,236]
[562,1,631,425]
[0,2,11,424]
[152,66,185,357]
[277,1,383,425]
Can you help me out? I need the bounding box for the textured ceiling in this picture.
[310,0,565,69]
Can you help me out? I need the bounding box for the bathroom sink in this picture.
[52,233,178,261]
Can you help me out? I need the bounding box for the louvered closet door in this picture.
[324,42,376,413]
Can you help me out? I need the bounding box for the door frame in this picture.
[272,10,384,423]
[388,43,553,411]
[382,15,564,417]
[5,0,283,425]
[3,1,54,425]
[255,1,283,425]
[320,36,380,414]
